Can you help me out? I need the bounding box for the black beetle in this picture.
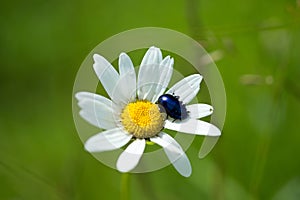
[157,94,188,121]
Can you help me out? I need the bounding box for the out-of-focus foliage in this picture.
[1,0,300,199]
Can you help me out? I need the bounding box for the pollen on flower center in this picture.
[121,100,166,138]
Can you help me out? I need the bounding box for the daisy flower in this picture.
[75,46,221,177]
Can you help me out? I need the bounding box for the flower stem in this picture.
[120,173,130,200]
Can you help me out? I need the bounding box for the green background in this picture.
[1,0,300,199]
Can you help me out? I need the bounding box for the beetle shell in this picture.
[157,94,187,120]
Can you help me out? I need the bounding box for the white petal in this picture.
[186,104,213,119]
[93,54,119,98]
[137,55,173,101]
[76,93,116,129]
[151,132,191,177]
[165,119,221,136]
[151,56,174,102]
[166,74,203,104]
[75,92,112,105]
[140,46,162,67]
[119,52,135,77]
[111,73,136,106]
[137,47,165,101]
[110,53,137,104]
[137,64,159,101]
[85,128,132,152]
[116,139,145,172]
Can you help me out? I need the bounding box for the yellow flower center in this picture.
[121,100,166,138]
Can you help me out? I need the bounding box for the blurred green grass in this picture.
[1,0,300,199]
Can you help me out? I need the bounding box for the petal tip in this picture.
[149,46,162,53]
[194,74,203,81]
[208,126,221,136]
[181,170,192,177]
[170,57,174,64]
[93,54,102,62]
[116,165,130,173]
[116,159,132,173]
[119,52,128,58]
[149,46,158,50]
[84,140,95,153]
[75,92,82,100]
[165,55,171,60]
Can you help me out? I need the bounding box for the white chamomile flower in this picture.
[75,46,221,177]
